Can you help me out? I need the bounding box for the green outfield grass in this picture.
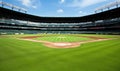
[0,34,120,71]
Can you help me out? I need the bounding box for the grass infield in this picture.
[0,34,120,71]
[34,35,91,42]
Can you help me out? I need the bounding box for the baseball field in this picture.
[0,34,120,71]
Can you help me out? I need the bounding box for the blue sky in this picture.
[1,0,119,17]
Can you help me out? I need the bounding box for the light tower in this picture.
[0,0,27,13]
[95,0,120,13]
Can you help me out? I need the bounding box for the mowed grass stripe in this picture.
[43,38,119,71]
[34,35,91,42]
[0,35,120,71]
[0,38,77,71]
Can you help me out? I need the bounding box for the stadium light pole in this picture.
[0,1,27,13]
[0,0,3,7]
[116,2,118,8]
[95,0,120,13]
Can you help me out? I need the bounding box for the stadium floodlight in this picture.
[0,1,27,13]
[13,6,27,12]
[20,8,27,12]
[95,0,120,13]
[13,5,20,10]
[2,2,12,7]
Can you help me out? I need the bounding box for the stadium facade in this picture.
[0,1,120,34]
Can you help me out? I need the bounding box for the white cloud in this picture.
[78,10,88,16]
[57,9,64,13]
[69,0,107,8]
[19,0,31,7]
[78,11,83,14]
[59,0,65,4]
[18,0,38,8]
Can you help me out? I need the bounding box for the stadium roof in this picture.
[0,7,120,23]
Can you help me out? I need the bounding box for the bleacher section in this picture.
[0,17,120,34]
[0,5,120,35]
